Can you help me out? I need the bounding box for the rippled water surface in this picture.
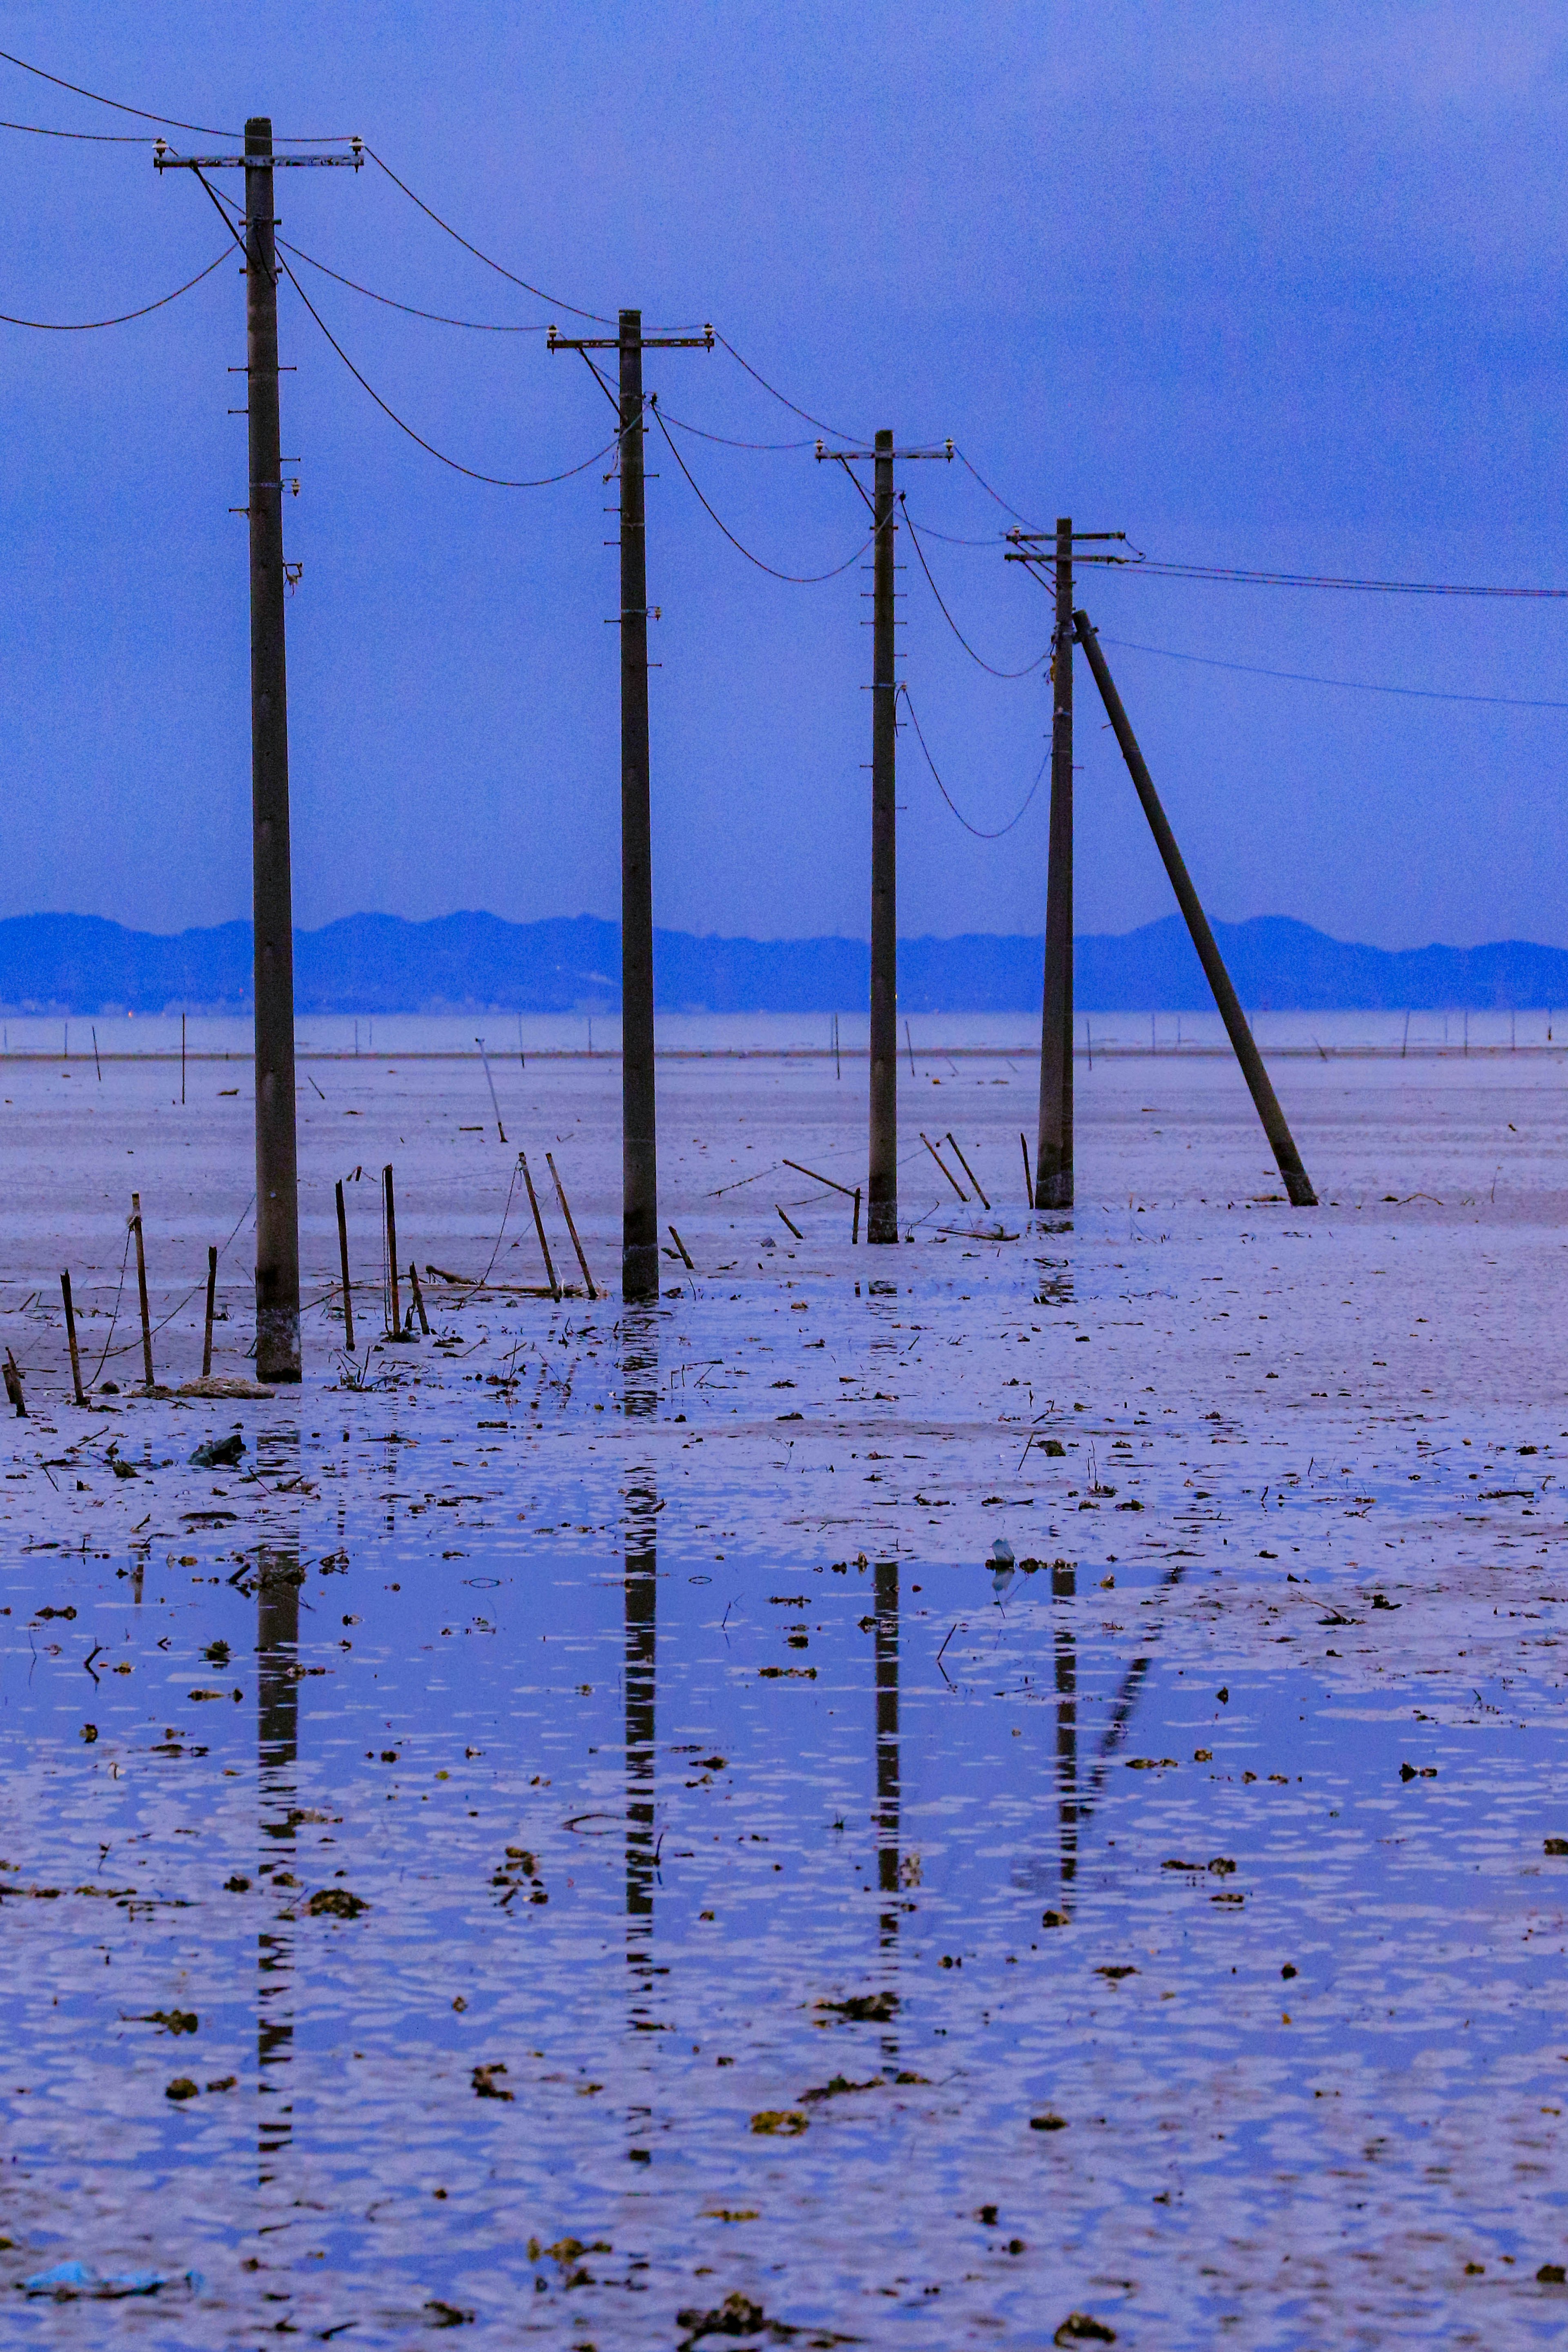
[4,1513,1568,2350]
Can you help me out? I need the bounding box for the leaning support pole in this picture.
[1074,611,1318,1208]
[868,428,899,1243]
[245,116,302,1379]
[60,1272,86,1407]
[1035,517,1074,1209]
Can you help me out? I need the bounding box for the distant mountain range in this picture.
[2,909,1566,1014]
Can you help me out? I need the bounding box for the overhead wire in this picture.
[0,116,156,142]
[953,445,1043,529]
[276,235,550,330]
[1025,552,1568,599]
[713,331,862,440]
[362,145,613,323]
[901,502,1048,678]
[0,45,350,141]
[656,408,817,452]
[650,399,875,582]
[899,683,1050,838]
[1097,633,1568,711]
[0,247,229,330]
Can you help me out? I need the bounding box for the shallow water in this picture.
[4,1506,1568,2348]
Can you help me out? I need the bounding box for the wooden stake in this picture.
[60,1272,86,1405]
[920,1131,967,1200]
[782,1156,858,1198]
[91,1025,102,1082]
[852,1186,861,1245]
[777,1204,803,1240]
[336,1179,354,1352]
[667,1224,694,1270]
[383,1164,401,1334]
[546,1152,598,1300]
[518,1152,561,1300]
[945,1132,990,1209]
[408,1261,430,1334]
[131,1193,154,1388]
[1020,1131,1033,1205]
[203,1245,218,1377]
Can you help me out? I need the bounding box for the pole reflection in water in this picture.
[874,1556,900,1933]
[255,1544,301,2214]
[1052,1559,1078,1904]
[622,1306,660,2163]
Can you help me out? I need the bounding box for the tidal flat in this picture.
[1,1031,1566,2345]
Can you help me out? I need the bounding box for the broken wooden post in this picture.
[131,1192,154,1388]
[853,1186,861,1245]
[946,1132,990,1210]
[476,1036,508,1143]
[1020,1131,1033,1205]
[518,1151,561,1301]
[777,1204,803,1240]
[1074,610,1318,1208]
[408,1261,430,1334]
[3,1350,24,1418]
[383,1165,402,1334]
[920,1131,966,1200]
[546,1152,598,1301]
[667,1225,694,1270]
[203,1245,218,1378]
[336,1179,354,1353]
[60,1272,86,1406]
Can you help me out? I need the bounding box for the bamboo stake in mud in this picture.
[1074,610,1318,1208]
[91,1025,101,1082]
[383,1164,401,1334]
[853,1186,861,1244]
[203,1245,218,1377]
[777,1204,803,1240]
[920,1132,967,1201]
[945,1132,990,1210]
[60,1272,86,1406]
[130,1193,154,1388]
[336,1179,354,1352]
[1020,1131,1033,1205]
[475,1036,508,1143]
[518,1151,561,1301]
[546,1151,598,1300]
[667,1225,694,1270]
[408,1261,430,1334]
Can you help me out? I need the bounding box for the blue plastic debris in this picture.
[21,2259,197,2299]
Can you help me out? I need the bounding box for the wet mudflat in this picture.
[3,1514,1568,2349]
[4,1040,1568,2341]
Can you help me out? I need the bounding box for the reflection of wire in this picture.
[651,401,874,582]
[0,248,229,330]
[277,252,618,487]
[714,332,861,439]
[363,145,612,323]
[900,684,1049,838]
[902,505,1047,678]
[278,235,549,331]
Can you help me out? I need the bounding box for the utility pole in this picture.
[817,432,951,1243]
[157,122,362,1380]
[550,314,713,1300]
[1004,526,1129,1211]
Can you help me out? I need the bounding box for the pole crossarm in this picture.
[154,138,363,171]
[549,325,714,351]
[1007,528,1129,570]
[816,439,952,462]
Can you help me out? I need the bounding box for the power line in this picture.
[650,399,875,582]
[1083,555,1568,599]
[0,115,155,143]
[277,233,550,331]
[901,503,1047,678]
[657,408,817,452]
[277,250,619,487]
[0,45,348,142]
[899,683,1050,837]
[362,145,613,324]
[713,332,862,440]
[953,445,1042,529]
[0,247,229,330]
[1098,633,1568,710]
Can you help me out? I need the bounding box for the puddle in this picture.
[0,1533,1566,2346]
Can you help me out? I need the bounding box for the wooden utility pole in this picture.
[1036,517,1074,1209]
[1004,525,1130,1210]
[868,430,898,1241]
[550,314,713,1300]
[817,432,952,1243]
[156,120,362,1380]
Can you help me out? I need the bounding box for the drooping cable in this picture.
[713,332,862,440]
[953,445,1043,529]
[362,145,613,324]
[0,247,229,329]
[0,44,350,142]
[901,503,1047,678]
[276,249,618,487]
[1024,552,1568,599]
[650,399,875,582]
[0,115,155,142]
[277,234,550,330]
[656,408,817,453]
[1097,633,1568,710]
[899,684,1050,838]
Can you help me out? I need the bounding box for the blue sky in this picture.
[2,2,1566,947]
